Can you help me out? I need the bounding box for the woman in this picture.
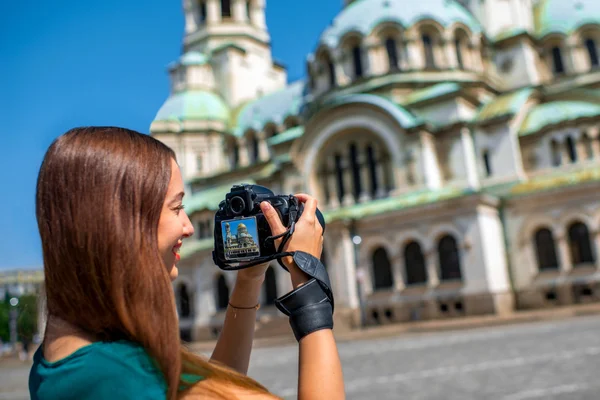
[29,127,344,399]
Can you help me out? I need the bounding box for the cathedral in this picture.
[150,0,600,341]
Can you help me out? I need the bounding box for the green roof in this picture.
[319,0,481,48]
[519,101,600,136]
[267,126,304,146]
[154,90,230,123]
[475,88,534,122]
[325,93,423,128]
[534,0,600,38]
[402,83,462,106]
[234,81,305,137]
[494,28,528,43]
[323,187,471,223]
[509,165,600,197]
[167,51,210,70]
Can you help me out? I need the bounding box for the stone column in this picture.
[342,166,354,206]
[420,131,442,190]
[327,159,340,209]
[443,33,458,69]
[256,132,269,162]
[206,0,220,24]
[359,157,372,203]
[425,249,440,288]
[232,0,246,22]
[404,32,422,69]
[252,0,266,29]
[237,137,249,167]
[375,162,387,199]
[183,0,199,34]
[557,235,573,273]
[330,225,360,309]
[461,128,481,190]
[393,252,406,292]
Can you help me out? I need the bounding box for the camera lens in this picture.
[230,196,246,215]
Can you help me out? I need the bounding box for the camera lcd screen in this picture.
[221,217,261,261]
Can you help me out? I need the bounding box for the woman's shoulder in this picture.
[30,340,167,399]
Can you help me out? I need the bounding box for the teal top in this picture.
[29,340,178,400]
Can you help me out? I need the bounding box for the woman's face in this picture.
[158,159,194,281]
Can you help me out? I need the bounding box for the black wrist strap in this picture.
[274,252,334,341]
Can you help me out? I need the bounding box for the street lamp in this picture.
[349,220,366,328]
[9,297,19,351]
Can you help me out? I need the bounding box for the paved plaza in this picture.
[3,315,600,399]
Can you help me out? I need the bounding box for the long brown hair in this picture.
[36,127,270,399]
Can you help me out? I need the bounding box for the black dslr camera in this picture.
[212,184,325,271]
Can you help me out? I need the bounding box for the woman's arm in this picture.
[262,196,345,400]
[209,275,262,375]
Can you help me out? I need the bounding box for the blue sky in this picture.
[0,0,341,270]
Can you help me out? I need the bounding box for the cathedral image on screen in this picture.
[222,218,260,261]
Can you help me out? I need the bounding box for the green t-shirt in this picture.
[29,340,200,399]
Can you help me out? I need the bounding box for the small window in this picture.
[199,1,207,22]
[246,1,252,22]
[196,155,203,172]
[422,34,435,68]
[385,38,399,71]
[327,59,336,87]
[551,46,565,75]
[483,150,492,177]
[221,0,231,18]
[352,45,363,78]
[585,38,599,68]
[566,136,577,163]
[455,38,464,69]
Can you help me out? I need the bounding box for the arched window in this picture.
[404,241,428,285]
[585,38,599,68]
[199,1,207,22]
[352,45,364,78]
[551,139,561,166]
[246,0,252,22]
[334,153,345,204]
[455,38,464,69]
[566,136,577,163]
[534,228,559,270]
[177,284,192,318]
[372,247,394,290]
[551,46,565,75]
[568,222,595,265]
[422,34,435,68]
[438,235,462,281]
[215,274,229,310]
[349,143,361,202]
[230,142,240,168]
[247,133,259,164]
[385,37,400,71]
[221,0,231,17]
[327,60,336,87]
[264,267,278,305]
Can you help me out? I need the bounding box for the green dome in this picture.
[319,0,481,48]
[535,0,600,38]
[520,101,600,136]
[154,90,230,123]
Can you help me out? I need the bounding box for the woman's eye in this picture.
[174,205,185,214]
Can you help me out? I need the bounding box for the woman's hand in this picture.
[260,194,324,288]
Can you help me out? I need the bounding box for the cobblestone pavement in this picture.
[3,316,600,399]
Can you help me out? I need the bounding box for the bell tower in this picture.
[180,0,286,108]
[183,0,269,53]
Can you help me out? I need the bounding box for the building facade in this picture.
[150,0,600,341]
